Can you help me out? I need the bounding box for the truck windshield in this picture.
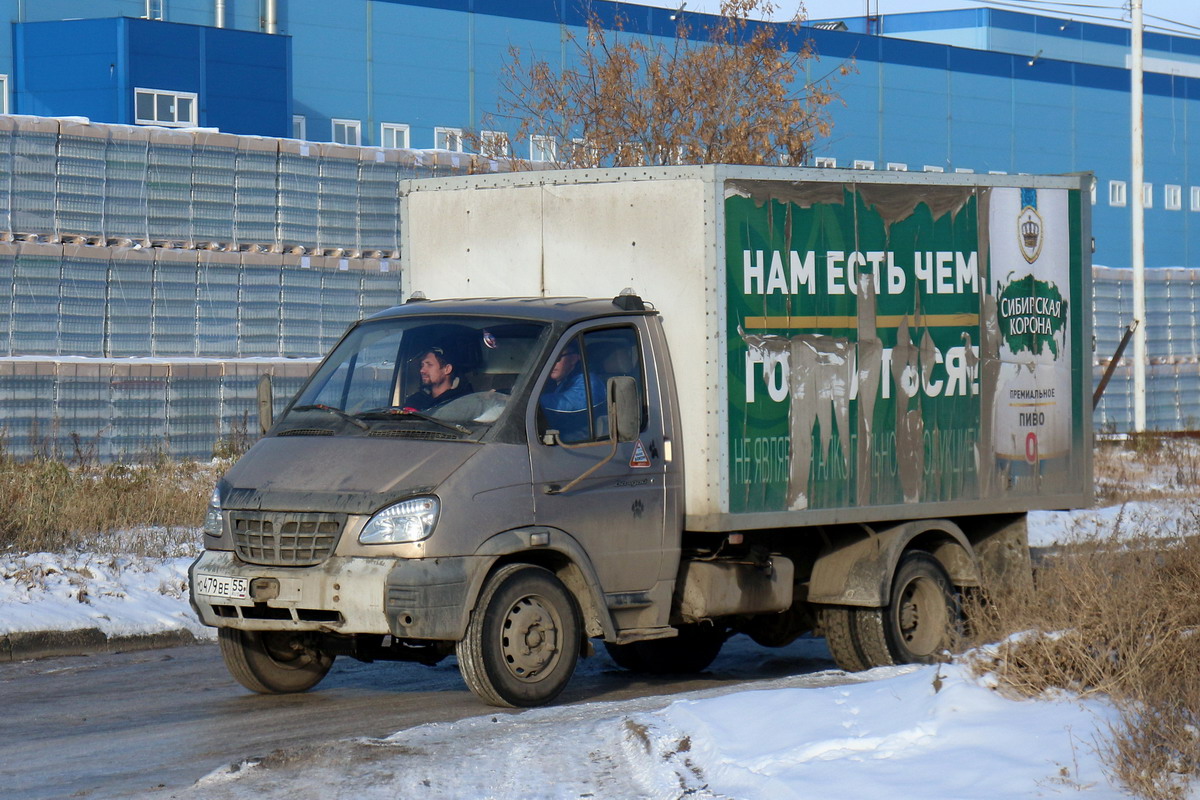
[281,315,549,434]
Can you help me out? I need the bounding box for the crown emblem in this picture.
[1017,205,1044,264]
[1021,217,1040,248]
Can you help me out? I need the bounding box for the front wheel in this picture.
[456,564,582,708]
[218,628,335,694]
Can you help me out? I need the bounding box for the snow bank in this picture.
[185,663,1119,799]
[1028,500,1200,547]
[631,664,1114,799]
[0,550,214,640]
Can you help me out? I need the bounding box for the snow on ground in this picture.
[2,506,1191,798]
[0,528,213,640]
[180,661,1120,800]
[1029,499,1200,548]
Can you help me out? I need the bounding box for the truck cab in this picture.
[191,293,693,707]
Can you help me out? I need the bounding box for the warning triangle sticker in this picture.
[629,439,652,468]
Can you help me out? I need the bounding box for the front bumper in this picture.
[189,550,395,633]
[188,550,491,642]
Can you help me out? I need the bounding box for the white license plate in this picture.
[195,573,250,601]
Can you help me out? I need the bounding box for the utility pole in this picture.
[1131,0,1146,432]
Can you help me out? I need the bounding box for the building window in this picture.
[923,165,944,173]
[852,159,874,170]
[331,119,361,146]
[134,88,197,127]
[814,157,837,168]
[1109,180,1127,207]
[1090,177,1097,205]
[1165,184,1182,211]
[381,123,410,149]
[434,127,464,151]
[531,135,557,162]
[886,162,908,172]
[988,170,1008,175]
[955,168,975,174]
[144,0,165,20]
[479,130,510,157]
[1142,183,1153,208]
[567,137,601,164]
[1191,187,1200,212]
[616,141,646,165]
[292,115,306,140]
[0,75,8,115]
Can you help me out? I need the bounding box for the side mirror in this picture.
[607,376,639,443]
[257,374,274,434]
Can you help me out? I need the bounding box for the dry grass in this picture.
[1094,436,1200,505]
[0,450,219,556]
[969,498,1200,799]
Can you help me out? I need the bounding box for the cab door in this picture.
[529,321,668,595]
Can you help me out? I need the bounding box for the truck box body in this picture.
[401,165,1093,530]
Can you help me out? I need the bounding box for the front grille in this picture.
[231,511,346,566]
[368,429,459,440]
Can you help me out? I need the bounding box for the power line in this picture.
[964,0,1128,26]
[959,0,1124,10]
[1145,13,1200,35]
[979,0,1119,9]
[957,0,1200,36]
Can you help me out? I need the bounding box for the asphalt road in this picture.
[0,635,837,799]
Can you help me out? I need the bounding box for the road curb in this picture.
[0,628,201,662]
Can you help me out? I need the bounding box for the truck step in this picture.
[611,627,678,645]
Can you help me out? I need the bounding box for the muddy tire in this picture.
[603,624,727,674]
[456,564,581,708]
[883,550,959,664]
[819,605,893,672]
[218,628,335,694]
[820,550,959,671]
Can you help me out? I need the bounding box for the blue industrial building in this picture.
[14,17,291,137]
[0,1,1193,271]
[0,0,1197,453]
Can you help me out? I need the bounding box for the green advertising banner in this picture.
[724,180,1081,515]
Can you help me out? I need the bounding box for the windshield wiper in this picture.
[356,407,472,435]
[292,404,370,431]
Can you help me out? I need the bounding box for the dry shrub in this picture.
[1094,436,1200,505]
[968,510,1200,799]
[486,0,848,169]
[0,451,218,556]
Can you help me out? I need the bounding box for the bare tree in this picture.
[476,0,848,168]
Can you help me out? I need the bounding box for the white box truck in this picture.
[190,165,1092,707]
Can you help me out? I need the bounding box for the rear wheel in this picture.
[456,564,581,708]
[884,550,958,664]
[218,628,335,694]
[819,605,892,672]
[820,549,959,671]
[603,624,728,674]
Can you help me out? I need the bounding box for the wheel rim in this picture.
[499,593,563,683]
[895,576,948,658]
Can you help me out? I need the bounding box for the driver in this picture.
[402,347,473,411]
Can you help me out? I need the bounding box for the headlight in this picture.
[359,497,439,545]
[204,487,223,538]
